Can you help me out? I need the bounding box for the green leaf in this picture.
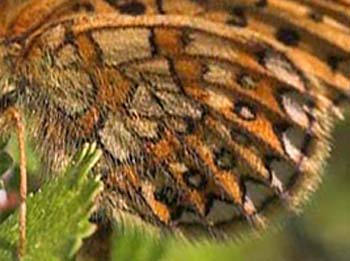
[0,143,103,261]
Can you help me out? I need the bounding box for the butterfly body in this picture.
[0,0,349,240]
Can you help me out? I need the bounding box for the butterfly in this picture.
[0,0,349,250]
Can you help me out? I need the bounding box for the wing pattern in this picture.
[0,0,349,239]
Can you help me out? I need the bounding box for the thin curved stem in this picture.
[8,108,27,260]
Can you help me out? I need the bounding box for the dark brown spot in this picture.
[184,117,196,134]
[149,29,158,56]
[156,0,165,14]
[327,55,343,71]
[106,1,146,15]
[120,2,146,15]
[255,49,267,66]
[230,129,251,145]
[227,6,248,27]
[255,0,268,8]
[183,169,207,190]
[154,186,178,206]
[214,147,236,170]
[71,3,95,12]
[276,27,301,46]
[64,31,75,44]
[309,11,323,22]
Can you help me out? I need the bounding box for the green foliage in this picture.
[0,143,102,261]
[111,220,244,261]
[112,224,168,261]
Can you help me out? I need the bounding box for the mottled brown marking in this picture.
[154,28,183,56]
[95,68,132,112]
[73,106,100,138]
[76,33,99,65]
[185,134,243,205]
[0,0,348,243]
[146,130,179,162]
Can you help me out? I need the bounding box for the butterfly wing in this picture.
[5,0,349,112]
[12,13,347,238]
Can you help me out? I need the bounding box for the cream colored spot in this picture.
[281,92,310,128]
[56,45,79,67]
[264,52,305,92]
[206,200,240,224]
[204,63,235,86]
[92,28,152,65]
[131,85,164,117]
[282,127,306,163]
[128,118,159,139]
[39,24,66,50]
[245,181,274,210]
[128,58,172,76]
[269,159,295,188]
[177,211,202,224]
[185,31,238,61]
[205,88,233,111]
[155,91,203,119]
[234,103,256,121]
[99,115,140,162]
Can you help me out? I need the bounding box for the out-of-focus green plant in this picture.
[0,143,102,261]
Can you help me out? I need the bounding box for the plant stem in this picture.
[8,108,27,259]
